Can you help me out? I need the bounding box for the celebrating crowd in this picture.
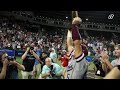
[0,14,120,79]
[0,16,64,52]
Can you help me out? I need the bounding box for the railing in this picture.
[0,11,120,32]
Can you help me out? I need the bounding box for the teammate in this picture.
[66,15,88,79]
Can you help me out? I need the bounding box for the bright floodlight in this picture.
[86,18,88,21]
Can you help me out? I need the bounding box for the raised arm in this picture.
[104,66,120,79]
[0,59,9,79]
[71,16,83,58]
[21,47,30,60]
[67,11,79,55]
[31,50,43,64]
[67,29,73,54]
[101,51,114,70]
[9,60,25,71]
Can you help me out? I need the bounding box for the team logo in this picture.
[108,14,114,19]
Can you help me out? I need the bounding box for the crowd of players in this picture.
[0,15,120,79]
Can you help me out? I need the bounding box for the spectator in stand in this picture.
[40,52,48,71]
[33,45,42,79]
[101,44,120,71]
[58,50,69,79]
[49,48,57,63]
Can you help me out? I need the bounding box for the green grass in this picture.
[16,57,22,64]
[16,57,23,79]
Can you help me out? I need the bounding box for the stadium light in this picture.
[66,16,68,19]
[86,18,88,21]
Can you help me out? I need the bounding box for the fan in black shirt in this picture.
[22,52,36,72]
[40,52,48,71]
[21,46,42,79]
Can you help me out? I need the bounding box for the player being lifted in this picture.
[66,11,88,79]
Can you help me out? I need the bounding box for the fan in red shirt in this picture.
[58,44,88,67]
[58,50,69,79]
[59,53,69,67]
